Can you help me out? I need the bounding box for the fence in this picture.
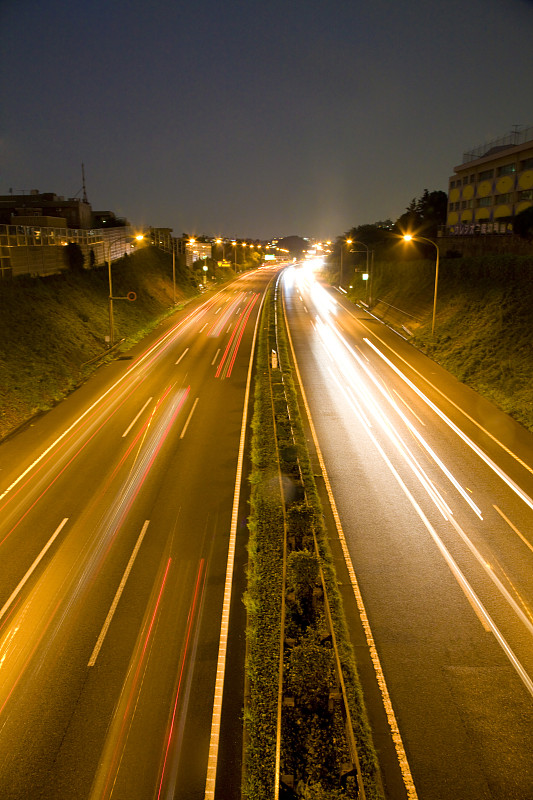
[0,224,136,278]
[463,125,533,163]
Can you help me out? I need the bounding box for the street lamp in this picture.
[340,238,352,287]
[88,238,135,347]
[216,237,225,263]
[350,240,374,305]
[403,234,440,336]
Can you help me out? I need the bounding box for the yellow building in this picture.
[446,126,533,233]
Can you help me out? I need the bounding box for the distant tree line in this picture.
[331,189,448,265]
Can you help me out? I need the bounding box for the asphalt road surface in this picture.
[281,264,533,800]
[0,268,275,800]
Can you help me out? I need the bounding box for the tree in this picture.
[395,189,447,238]
[278,235,308,256]
[64,241,85,272]
[513,206,533,239]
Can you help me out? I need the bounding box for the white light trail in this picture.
[364,338,533,515]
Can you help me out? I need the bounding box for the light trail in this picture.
[297,276,533,696]
[494,504,533,555]
[207,292,245,337]
[0,368,146,523]
[315,316,475,519]
[204,284,268,799]
[281,277,419,800]
[0,388,188,721]
[215,293,259,379]
[0,288,230,520]
[91,557,173,800]
[0,374,149,547]
[157,558,207,800]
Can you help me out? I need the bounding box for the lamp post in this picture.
[107,243,114,346]
[340,238,352,287]
[216,238,225,263]
[88,237,136,347]
[350,240,374,305]
[403,234,440,336]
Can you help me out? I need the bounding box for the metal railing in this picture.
[0,223,135,278]
[462,125,533,163]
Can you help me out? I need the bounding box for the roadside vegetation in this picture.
[341,253,533,432]
[244,281,382,799]
[0,247,256,439]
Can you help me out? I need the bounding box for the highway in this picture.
[281,264,533,800]
[0,268,274,799]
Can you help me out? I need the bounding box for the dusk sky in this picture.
[1,0,532,240]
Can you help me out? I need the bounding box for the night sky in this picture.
[1,0,532,240]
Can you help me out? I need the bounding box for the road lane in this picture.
[0,270,274,798]
[282,265,533,800]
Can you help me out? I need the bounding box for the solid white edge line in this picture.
[281,278,420,800]
[180,398,199,439]
[0,517,69,622]
[0,290,229,505]
[342,305,533,481]
[363,337,533,514]
[493,504,533,555]
[204,286,267,799]
[88,520,150,668]
[121,397,154,438]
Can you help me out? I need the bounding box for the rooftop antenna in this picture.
[72,163,89,202]
[81,162,88,203]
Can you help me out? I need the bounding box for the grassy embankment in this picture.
[344,253,533,432]
[0,247,216,438]
[244,281,382,799]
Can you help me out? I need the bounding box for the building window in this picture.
[462,176,469,185]
[470,174,476,183]
[479,169,493,181]
[477,197,493,207]
[497,163,516,176]
[495,193,513,204]
[518,189,533,200]
[520,157,533,171]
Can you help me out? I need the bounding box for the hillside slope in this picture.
[345,253,533,432]
[0,248,196,438]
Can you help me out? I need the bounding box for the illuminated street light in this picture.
[340,238,352,287]
[350,239,374,305]
[403,233,440,336]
